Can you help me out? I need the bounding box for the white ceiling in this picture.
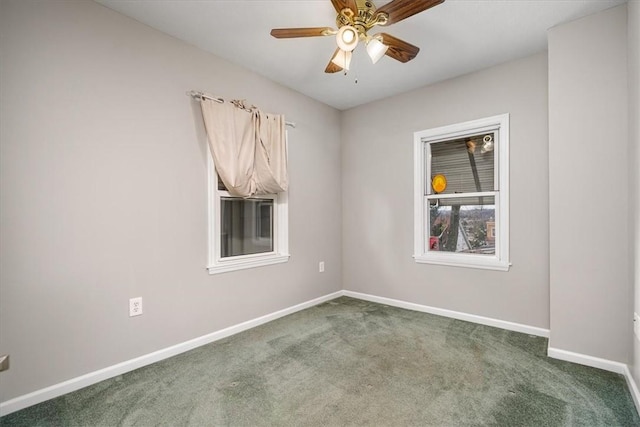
[97,0,626,110]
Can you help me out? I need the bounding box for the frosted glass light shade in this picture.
[366,37,388,64]
[336,26,358,52]
[331,49,352,70]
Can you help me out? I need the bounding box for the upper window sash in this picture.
[425,131,499,195]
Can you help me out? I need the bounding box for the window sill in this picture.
[208,253,290,275]
[414,253,510,271]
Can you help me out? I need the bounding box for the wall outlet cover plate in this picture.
[129,297,143,317]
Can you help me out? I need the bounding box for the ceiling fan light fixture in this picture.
[366,36,388,64]
[331,49,352,70]
[270,0,445,74]
[336,25,358,52]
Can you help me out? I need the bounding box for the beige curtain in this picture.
[255,110,288,195]
[200,98,288,197]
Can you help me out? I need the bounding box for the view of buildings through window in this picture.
[429,200,495,254]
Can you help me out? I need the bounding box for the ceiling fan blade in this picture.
[376,0,445,25]
[330,0,358,14]
[380,33,420,63]
[325,48,343,73]
[270,27,334,38]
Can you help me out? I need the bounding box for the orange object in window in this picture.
[432,174,447,193]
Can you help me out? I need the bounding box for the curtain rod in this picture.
[186,91,296,128]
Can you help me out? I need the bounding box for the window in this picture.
[207,145,289,274]
[413,114,510,271]
[220,197,273,258]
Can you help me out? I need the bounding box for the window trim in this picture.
[413,114,510,271]
[206,143,289,275]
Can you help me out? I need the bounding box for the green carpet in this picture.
[2,297,639,426]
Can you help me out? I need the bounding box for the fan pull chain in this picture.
[344,49,356,84]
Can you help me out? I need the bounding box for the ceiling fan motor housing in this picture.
[336,0,389,40]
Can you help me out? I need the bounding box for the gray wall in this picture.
[630,0,640,384]
[341,52,550,329]
[0,0,342,402]
[548,5,630,363]
[2,0,638,409]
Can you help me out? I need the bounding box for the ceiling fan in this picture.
[270,0,445,73]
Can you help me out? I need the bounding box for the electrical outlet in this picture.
[129,297,143,317]
[319,261,325,273]
[0,354,9,372]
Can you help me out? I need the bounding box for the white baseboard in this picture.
[343,290,550,338]
[547,347,627,374]
[623,365,640,414]
[351,292,638,414]
[0,291,342,417]
[547,347,640,415]
[12,290,640,418]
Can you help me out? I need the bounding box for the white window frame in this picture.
[206,137,289,275]
[413,114,510,271]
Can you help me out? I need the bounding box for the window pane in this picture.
[217,173,227,191]
[429,134,495,195]
[221,198,273,258]
[428,196,495,254]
